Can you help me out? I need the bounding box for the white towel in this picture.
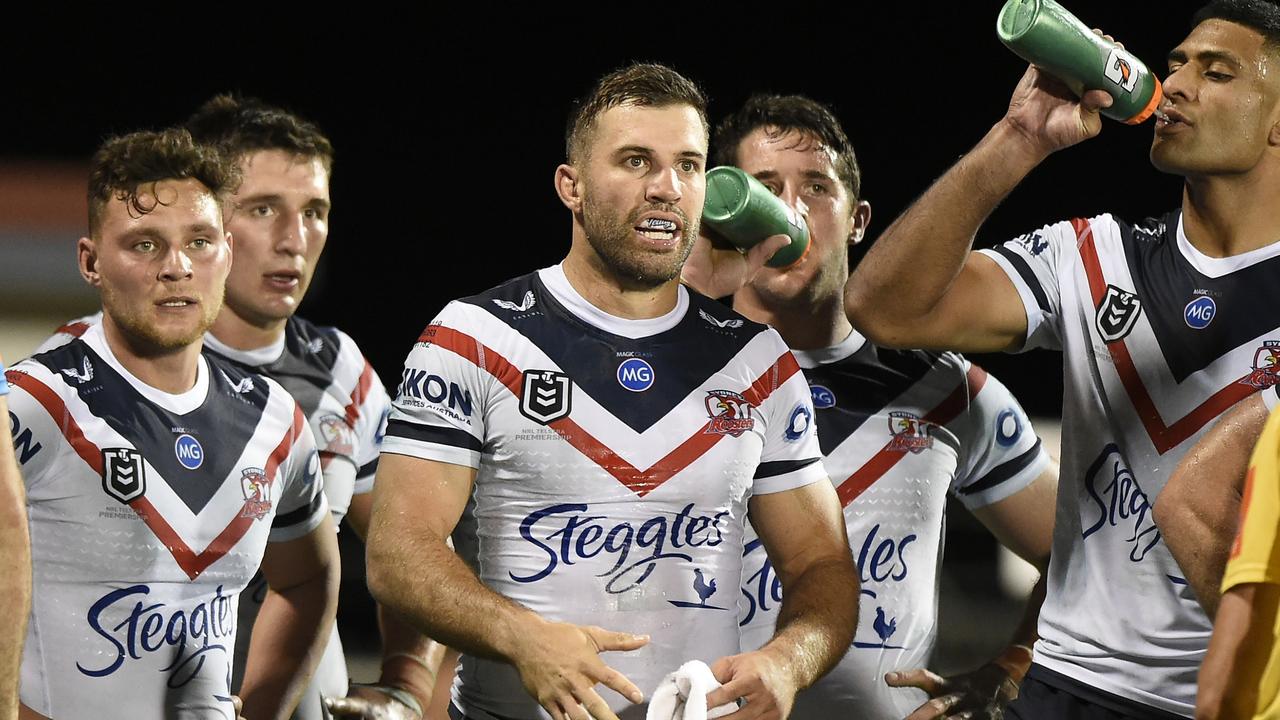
[645,660,737,720]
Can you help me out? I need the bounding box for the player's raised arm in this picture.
[844,66,1112,353]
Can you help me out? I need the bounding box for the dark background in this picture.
[0,3,1207,668]
[1,3,1199,416]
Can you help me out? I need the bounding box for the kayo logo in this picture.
[510,502,729,594]
[1083,443,1160,562]
[78,584,235,688]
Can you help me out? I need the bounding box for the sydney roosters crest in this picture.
[887,411,933,454]
[1241,341,1280,390]
[704,390,755,438]
[240,467,274,520]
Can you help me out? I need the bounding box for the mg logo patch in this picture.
[1096,285,1143,343]
[101,448,146,503]
[520,370,572,425]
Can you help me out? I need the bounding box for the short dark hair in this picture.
[186,94,334,171]
[1193,0,1280,50]
[565,63,708,163]
[713,94,862,201]
[87,128,239,235]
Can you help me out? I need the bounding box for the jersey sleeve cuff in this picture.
[379,438,481,470]
[268,493,331,543]
[1222,561,1280,593]
[955,440,1051,509]
[977,248,1044,354]
[752,457,827,495]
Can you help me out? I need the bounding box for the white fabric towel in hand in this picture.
[646,660,736,720]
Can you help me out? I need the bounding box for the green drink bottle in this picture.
[702,166,809,269]
[997,0,1163,124]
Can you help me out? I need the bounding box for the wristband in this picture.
[991,644,1034,684]
[351,683,423,718]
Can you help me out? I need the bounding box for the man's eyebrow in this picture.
[1168,48,1244,68]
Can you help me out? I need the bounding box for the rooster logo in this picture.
[240,467,274,520]
[667,567,727,610]
[704,390,755,437]
[60,357,93,384]
[1242,341,1280,389]
[492,291,536,312]
[873,606,898,642]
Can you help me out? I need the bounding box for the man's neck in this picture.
[561,245,680,320]
[733,287,852,351]
[100,318,202,395]
[210,309,287,352]
[1182,167,1280,257]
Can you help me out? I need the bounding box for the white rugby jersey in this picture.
[38,313,391,712]
[6,324,327,719]
[381,265,826,720]
[738,332,1048,719]
[978,210,1280,716]
[38,314,389,523]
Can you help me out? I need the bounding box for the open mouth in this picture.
[157,297,197,308]
[633,215,683,247]
[265,271,302,290]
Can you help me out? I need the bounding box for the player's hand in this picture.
[509,617,648,720]
[704,650,796,720]
[324,684,424,720]
[886,663,1020,720]
[1003,33,1117,157]
[681,229,791,299]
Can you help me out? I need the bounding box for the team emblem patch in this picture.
[318,414,355,456]
[810,384,836,409]
[887,411,933,454]
[1096,285,1143,343]
[704,390,755,438]
[240,467,274,520]
[174,434,204,470]
[1184,295,1216,330]
[784,405,812,442]
[520,370,572,425]
[101,448,146,503]
[1241,341,1280,390]
[616,358,654,392]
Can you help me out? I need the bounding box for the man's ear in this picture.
[77,236,100,287]
[555,163,582,214]
[848,200,872,246]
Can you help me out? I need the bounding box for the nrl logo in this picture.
[61,357,94,385]
[493,291,536,313]
[519,370,572,425]
[1096,285,1143,343]
[101,448,146,503]
[698,309,743,329]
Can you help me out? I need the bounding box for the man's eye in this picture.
[679,160,699,173]
[627,156,647,169]
[135,241,155,252]
[1206,71,1233,81]
[190,238,210,249]
[252,205,273,217]
[808,183,828,195]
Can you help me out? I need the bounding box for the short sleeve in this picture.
[977,219,1080,352]
[948,361,1050,510]
[380,303,490,469]
[751,339,826,495]
[269,404,330,542]
[1222,404,1280,591]
[4,365,64,490]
